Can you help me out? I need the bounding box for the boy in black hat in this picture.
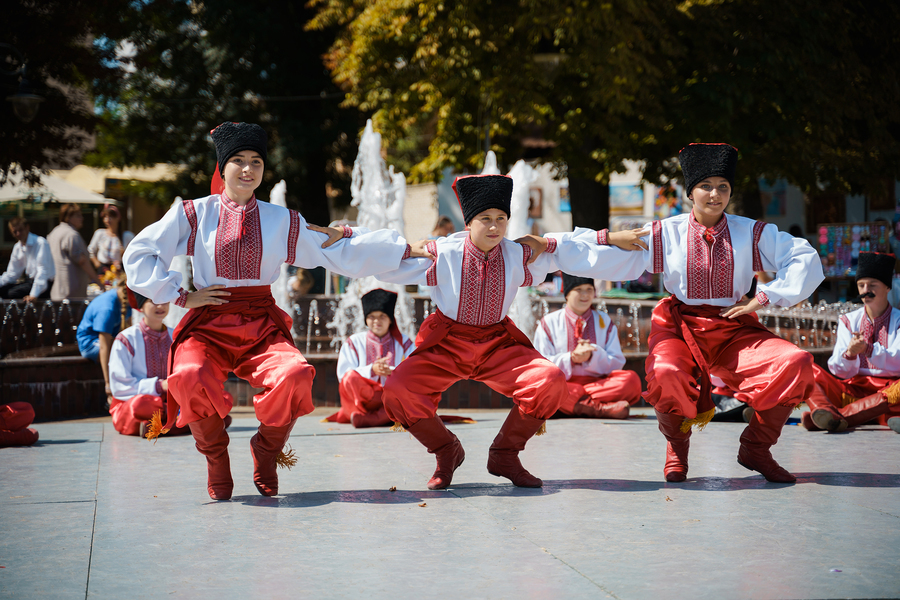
[124,122,428,500]
[522,143,825,483]
[533,273,641,418]
[803,251,900,433]
[324,288,415,428]
[376,174,603,490]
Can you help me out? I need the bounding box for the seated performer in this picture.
[803,251,900,432]
[0,216,54,301]
[376,174,601,490]
[0,402,39,447]
[533,273,641,419]
[325,288,414,428]
[526,143,824,483]
[109,292,229,437]
[124,122,422,500]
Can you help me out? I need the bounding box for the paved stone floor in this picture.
[1,406,899,600]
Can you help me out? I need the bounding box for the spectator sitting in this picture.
[429,215,455,239]
[47,203,101,300]
[0,216,55,302]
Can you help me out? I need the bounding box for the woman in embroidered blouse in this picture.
[123,122,426,501]
[88,205,124,276]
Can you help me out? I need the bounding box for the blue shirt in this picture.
[76,289,131,354]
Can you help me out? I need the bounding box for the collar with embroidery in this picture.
[220,190,258,213]
[464,235,502,261]
[138,319,169,340]
[689,211,728,240]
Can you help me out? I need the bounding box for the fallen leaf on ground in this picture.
[389,486,397,492]
[418,502,427,507]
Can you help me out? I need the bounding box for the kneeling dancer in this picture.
[124,122,417,500]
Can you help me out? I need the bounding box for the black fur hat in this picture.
[361,288,398,323]
[679,143,738,196]
[452,174,513,224]
[857,252,895,288]
[210,122,268,174]
[562,273,594,298]
[127,288,150,310]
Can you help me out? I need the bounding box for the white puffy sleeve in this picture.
[755,224,825,307]
[544,228,650,282]
[827,317,859,379]
[533,318,574,379]
[122,202,192,304]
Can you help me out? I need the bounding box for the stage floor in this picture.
[2,407,899,600]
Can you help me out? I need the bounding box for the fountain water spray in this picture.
[505,159,539,338]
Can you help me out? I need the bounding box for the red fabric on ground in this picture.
[558,372,642,414]
[0,402,35,432]
[810,364,900,425]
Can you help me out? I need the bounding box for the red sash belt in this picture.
[662,296,769,417]
[411,308,533,357]
[163,285,293,431]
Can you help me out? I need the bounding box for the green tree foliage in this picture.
[88,0,362,224]
[1,0,127,185]
[311,0,900,226]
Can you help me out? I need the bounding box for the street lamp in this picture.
[1,43,44,124]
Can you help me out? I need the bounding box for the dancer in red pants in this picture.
[124,122,424,500]
[377,174,603,489]
[803,252,900,433]
[533,273,641,419]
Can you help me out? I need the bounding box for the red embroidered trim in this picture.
[457,237,505,326]
[425,241,439,286]
[597,229,609,245]
[341,225,353,238]
[564,307,596,351]
[756,291,770,306]
[605,322,614,344]
[650,221,664,273]
[402,244,411,260]
[115,333,134,356]
[546,237,557,254]
[752,221,766,272]
[348,340,359,361]
[183,199,198,257]
[859,307,892,368]
[286,210,301,264]
[540,317,553,342]
[175,288,189,308]
[686,214,733,299]
[215,196,262,280]
[140,321,169,379]
[521,244,533,287]
[365,332,395,367]
[402,338,413,352]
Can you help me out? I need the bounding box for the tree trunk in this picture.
[568,177,610,231]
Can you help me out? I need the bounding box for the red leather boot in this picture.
[250,420,298,497]
[572,400,630,420]
[656,410,691,482]
[406,416,465,490]
[350,407,393,428]
[806,383,847,432]
[799,411,821,432]
[0,427,39,447]
[737,404,796,483]
[840,392,892,428]
[188,414,233,500]
[486,407,545,488]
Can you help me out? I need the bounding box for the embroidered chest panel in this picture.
[456,240,506,326]
[365,335,396,367]
[215,197,263,280]
[140,325,171,380]
[685,219,734,300]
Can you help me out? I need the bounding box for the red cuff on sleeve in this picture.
[545,237,557,254]
[402,244,412,260]
[755,291,770,307]
[341,225,353,238]
[597,229,609,245]
[175,288,189,308]
[155,380,165,396]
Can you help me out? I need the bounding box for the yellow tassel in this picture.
[457,418,477,424]
[390,422,406,432]
[841,392,859,408]
[679,408,716,433]
[883,380,900,405]
[536,421,547,436]
[276,445,297,470]
[144,410,169,444]
[319,418,329,423]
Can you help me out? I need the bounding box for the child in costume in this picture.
[527,144,824,483]
[325,288,414,428]
[376,174,602,490]
[123,122,422,500]
[76,277,132,396]
[108,292,228,437]
[802,251,900,433]
[533,273,641,419]
[0,403,39,447]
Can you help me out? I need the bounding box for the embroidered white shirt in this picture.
[337,330,415,384]
[0,232,55,297]
[533,307,625,379]
[109,321,174,399]
[829,306,900,379]
[123,194,409,305]
[563,213,824,308]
